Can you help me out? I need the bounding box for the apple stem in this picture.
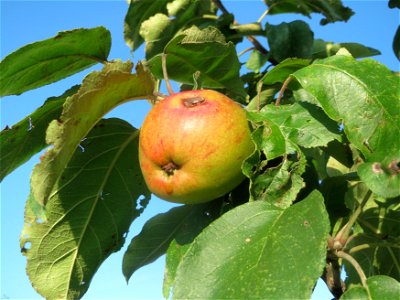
[162,53,174,95]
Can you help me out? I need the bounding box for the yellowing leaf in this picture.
[30,60,155,207]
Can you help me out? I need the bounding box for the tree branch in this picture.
[212,0,278,65]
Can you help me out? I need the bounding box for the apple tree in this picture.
[1,0,399,299]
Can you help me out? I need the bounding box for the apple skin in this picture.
[138,89,254,204]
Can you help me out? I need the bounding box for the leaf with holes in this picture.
[0,85,79,181]
[0,27,110,96]
[20,118,150,299]
[30,60,155,207]
[171,190,330,299]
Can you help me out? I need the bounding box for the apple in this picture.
[138,89,254,204]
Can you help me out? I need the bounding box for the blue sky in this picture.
[1,1,399,299]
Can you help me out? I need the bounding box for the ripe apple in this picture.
[138,89,254,204]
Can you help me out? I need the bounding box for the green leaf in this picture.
[246,50,270,73]
[262,58,311,85]
[266,20,314,63]
[312,39,381,59]
[124,0,214,58]
[0,27,110,97]
[0,86,79,181]
[141,0,214,59]
[20,118,150,299]
[292,54,400,197]
[245,110,310,207]
[139,13,175,59]
[146,26,247,102]
[389,0,400,9]
[393,26,400,61]
[124,0,170,51]
[123,202,219,282]
[161,201,222,299]
[341,275,400,300]
[259,102,341,148]
[344,205,400,285]
[30,60,155,207]
[357,162,400,199]
[264,0,354,25]
[172,190,330,299]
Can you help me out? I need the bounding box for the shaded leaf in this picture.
[341,275,400,300]
[30,61,155,207]
[344,205,400,285]
[172,190,330,299]
[313,39,381,59]
[389,0,400,9]
[266,20,314,63]
[293,53,400,197]
[146,26,247,102]
[246,50,270,73]
[20,118,150,299]
[123,202,219,282]
[0,27,110,96]
[393,26,400,61]
[264,0,354,25]
[0,85,79,181]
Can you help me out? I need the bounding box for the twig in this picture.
[336,250,371,298]
[162,53,174,95]
[322,256,345,299]
[275,76,293,106]
[212,0,278,65]
[336,190,372,246]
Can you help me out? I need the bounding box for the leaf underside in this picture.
[21,118,150,300]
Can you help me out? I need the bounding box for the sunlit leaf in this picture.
[0,27,110,96]
[20,118,150,299]
[124,0,214,59]
[172,190,330,299]
[259,102,341,148]
[124,0,170,51]
[30,60,155,207]
[293,53,400,197]
[341,275,400,300]
[262,58,310,85]
[0,86,79,181]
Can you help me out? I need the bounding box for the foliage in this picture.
[1,0,399,299]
